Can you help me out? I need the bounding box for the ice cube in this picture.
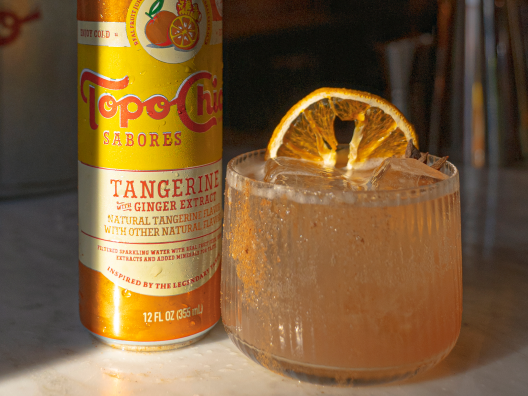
[264,157,362,191]
[370,157,449,190]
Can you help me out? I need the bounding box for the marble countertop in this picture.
[1,155,528,395]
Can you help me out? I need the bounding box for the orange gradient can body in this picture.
[77,0,223,350]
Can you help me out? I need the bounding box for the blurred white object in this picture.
[0,0,77,198]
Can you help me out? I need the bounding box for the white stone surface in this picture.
[1,165,528,395]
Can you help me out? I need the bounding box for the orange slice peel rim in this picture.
[266,88,418,170]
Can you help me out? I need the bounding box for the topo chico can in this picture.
[77,0,223,350]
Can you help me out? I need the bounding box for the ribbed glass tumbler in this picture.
[221,149,462,386]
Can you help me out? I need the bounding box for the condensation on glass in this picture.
[221,149,462,385]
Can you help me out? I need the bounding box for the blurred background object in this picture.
[1,0,527,200]
[0,0,77,198]
[223,0,528,168]
[454,0,526,167]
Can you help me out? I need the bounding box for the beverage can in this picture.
[77,0,223,350]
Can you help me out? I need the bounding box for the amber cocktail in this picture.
[221,149,462,385]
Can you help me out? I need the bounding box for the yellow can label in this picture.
[78,0,222,343]
[78,0,222,170]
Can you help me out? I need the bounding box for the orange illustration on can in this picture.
[77,0,222,350]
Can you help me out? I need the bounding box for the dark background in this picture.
[222,0,438,149]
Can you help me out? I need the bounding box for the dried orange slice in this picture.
[169,15,199,50]
[267,88,417,169]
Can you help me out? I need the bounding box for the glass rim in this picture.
[226,149,459,207]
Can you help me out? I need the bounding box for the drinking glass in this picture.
[221,149,462,385]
